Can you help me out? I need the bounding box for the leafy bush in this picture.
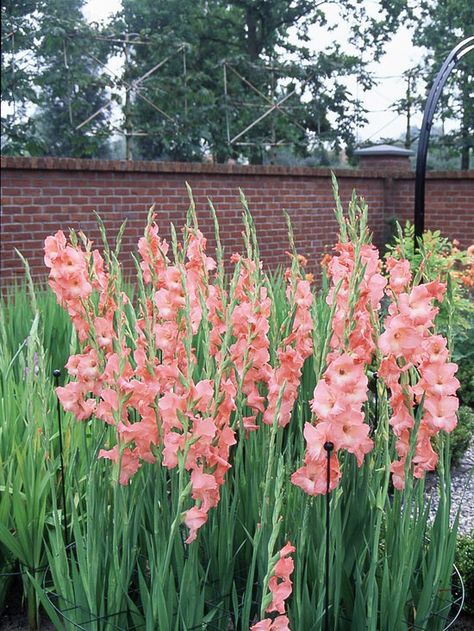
[455,532,474,616]
[385,221,474,336]
[454,314,474,411]
[450,406,474,466]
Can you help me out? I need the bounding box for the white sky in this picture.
[83,0,429,145]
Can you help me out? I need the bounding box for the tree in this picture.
[412,0,474,169]
[108,0,410,163]
[1,0,113,157]
[1,0,43,154]
[33,0,113,157]
[1,0,412,161]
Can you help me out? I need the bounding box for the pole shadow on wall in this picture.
[414,36,474,245]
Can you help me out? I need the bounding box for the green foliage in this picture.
[1,0,43,154]
[111,0,412,163]
[33,0,113,157]
[455,531,474,615]
[450,406,474,467]
[458,359,474,410]
[412,0,474,170]
[1,0,112,157]
[1,282,72,377]
[2,0,412,161]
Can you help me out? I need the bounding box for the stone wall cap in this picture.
[354,144,414,157]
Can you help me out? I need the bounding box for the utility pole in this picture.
[404,70,414,149]
[124,33,133,160]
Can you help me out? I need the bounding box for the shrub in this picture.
[450,406,474,466]
[455,531,474,615]
[455,327,474,411]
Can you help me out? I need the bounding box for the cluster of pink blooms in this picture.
[228,254,272,431]
[264,266,313,429]
[45,210,460,540]
[292,242,387,495]
[379,257,459,489]
[45,230,118,422]
[225,254,313,432]
[251,542,295,631]
[45,218,314,543]
[45,222,239,543]
[44,230,113,344]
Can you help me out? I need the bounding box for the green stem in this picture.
[241,386,285,629]
[161,467,191,583]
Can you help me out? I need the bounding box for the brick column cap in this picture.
[354,144,414,172]
[353,143,414,158]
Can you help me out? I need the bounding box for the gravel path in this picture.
[426,439,474,535]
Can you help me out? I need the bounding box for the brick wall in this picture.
[1,156,473,287]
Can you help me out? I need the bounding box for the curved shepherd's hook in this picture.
[414,36,474,246]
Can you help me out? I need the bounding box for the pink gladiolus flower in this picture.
[291,453,340,495]
[424,396,459,432]
[378,257,459,487]
[94,316,115,351]
[311,380,346,420]
[184,506,208,544]
[335,417,373,466]
[98,446,141,485]
[271,616,291,631]
[422,335,449,364]
[390,459,406,490]
[162,431,186,468]
[264,277,313,428]
[302,421,342,461]
[265,542,295,615]
[386,256,412,294]
[379,315,421,358]
[190,468,220,513]
[44,230,67,267]
[137,219,169,285]
[118,418,158,464]
[293,238,382,496]
[251,617,291,631]
[267,576,293,614]
[56,382,96,421]
[414,363,460,398]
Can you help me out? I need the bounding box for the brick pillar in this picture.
[354,144,414,173]
[354,144,414,245]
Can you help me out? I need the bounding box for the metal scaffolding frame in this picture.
[222,60,309,151]
[2,25,373,160]
[74,37,188,159]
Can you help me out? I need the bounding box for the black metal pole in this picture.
[414,36,474,247]
[373,373,378,435]
[53,369,68,547]
[324,441,334,631]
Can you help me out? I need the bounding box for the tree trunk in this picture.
[245,8,260,60]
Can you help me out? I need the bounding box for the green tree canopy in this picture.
[1,0,112,157]
[412,0,474,169]
[108,0,411,163]
[1,0,42,154]
[2,0,414,161]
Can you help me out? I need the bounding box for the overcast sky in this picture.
[83,0,429,146]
